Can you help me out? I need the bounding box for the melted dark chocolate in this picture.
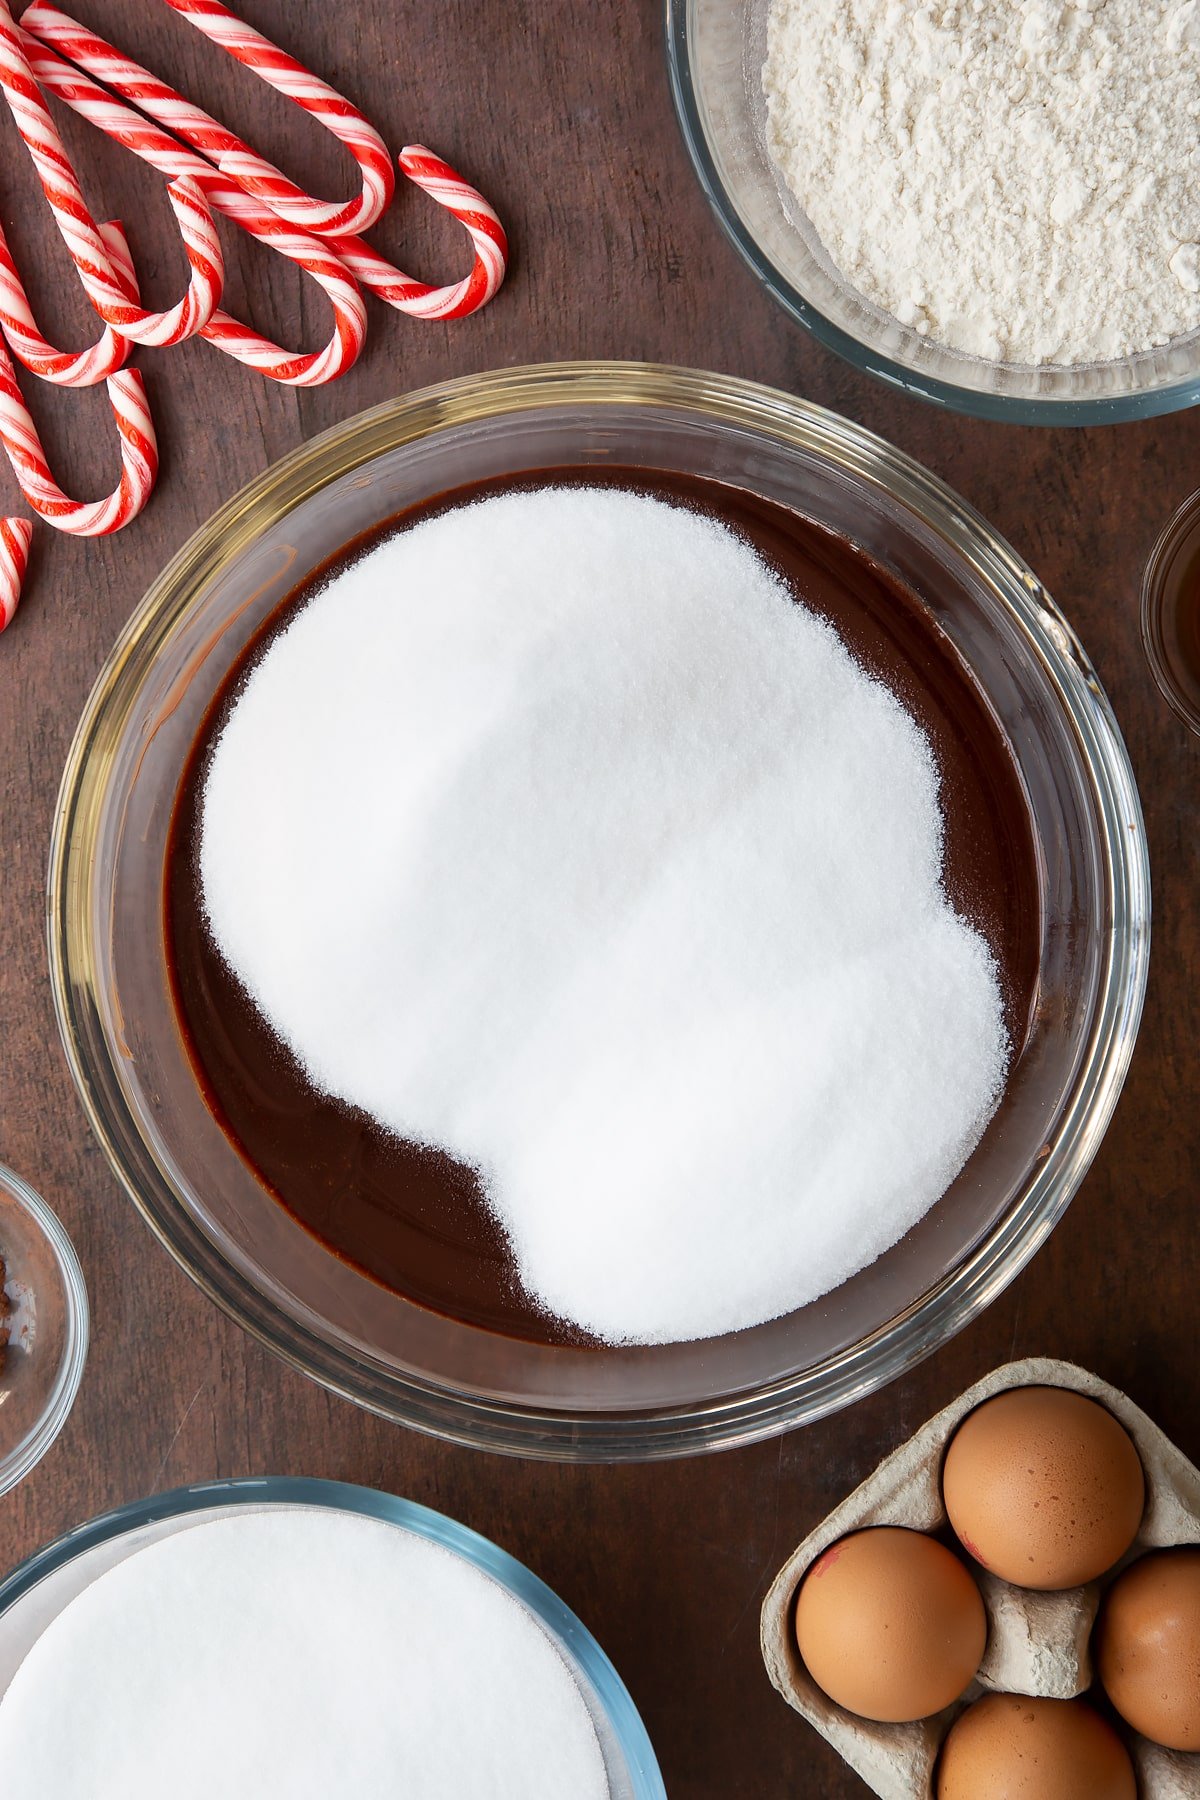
[165,470,1041,1344]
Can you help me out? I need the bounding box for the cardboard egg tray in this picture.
[760,1357,1200,1798]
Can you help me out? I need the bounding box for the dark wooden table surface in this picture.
[0,4,1197,1794]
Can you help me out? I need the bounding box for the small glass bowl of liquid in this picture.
[0,1167,89,1497]
[1142,490,1200,735]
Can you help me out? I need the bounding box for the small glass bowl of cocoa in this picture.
[0,1166,88,1496]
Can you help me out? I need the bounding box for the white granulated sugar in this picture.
[0,1509,609,1799]
[200,488,1007,1345]
[763,0,1200,365]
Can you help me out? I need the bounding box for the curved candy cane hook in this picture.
[157,0,394,237]
[0,221,143,601]
[19,21,368,386]
[0,344,158,535]
[332,147,508,322]
[0,4,223,347]
[0,216,136,386]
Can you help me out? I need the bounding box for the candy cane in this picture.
[16,24,368,385]
[333,147,508,321]
[0,346,157,535]
[0,222,143,562]
[0,5,223,348]
[0,215,136,386]
[153,0,394,237]
[99,219,140,303]
[21,7,508,323]
[161,13,508,316]
[0,514,32,629]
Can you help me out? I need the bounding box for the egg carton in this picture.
[760,1357,1200,1798]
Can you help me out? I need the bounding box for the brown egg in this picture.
[942,1386,1144,1589]
[793,1526,986,1723]
[936,1695,1137,1800]
[1097,1546,1200,1750]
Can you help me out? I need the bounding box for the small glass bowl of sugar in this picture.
[0,1166,88,1497]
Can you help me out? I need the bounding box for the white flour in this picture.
[763,0,1200,366]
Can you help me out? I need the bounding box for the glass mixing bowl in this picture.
[0,1166,88,1498]
[48,363,1149,1459]
[665,0,1200,424]
[0,1477,665,1799]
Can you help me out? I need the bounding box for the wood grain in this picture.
[0,4,1197,1795]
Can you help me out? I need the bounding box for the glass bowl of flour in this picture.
[666,0,1200,422]
[48,364,1149,1457]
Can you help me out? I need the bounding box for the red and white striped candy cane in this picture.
[0,514,32,629]
[157,0,393,237]
[98,219,140,303]
[0,345,158,535]
[0,216,136,386]
[332,147,508,321]
[0,3,223,347]
[21,7,508,323]
[18,22,369,386]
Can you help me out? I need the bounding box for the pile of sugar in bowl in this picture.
[763,0,1200,366]
[0,1509,610,1798]
[200,487,1008,1346]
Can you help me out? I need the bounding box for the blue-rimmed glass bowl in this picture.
[0,1476,665,1799]
[665,0,1200,424]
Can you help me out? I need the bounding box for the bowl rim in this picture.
[47,361,1151,1460]
[663,0,1200,426]
[0,1474,666,1798]
[0,1165,89,1499]
[1140,486,1200,737]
